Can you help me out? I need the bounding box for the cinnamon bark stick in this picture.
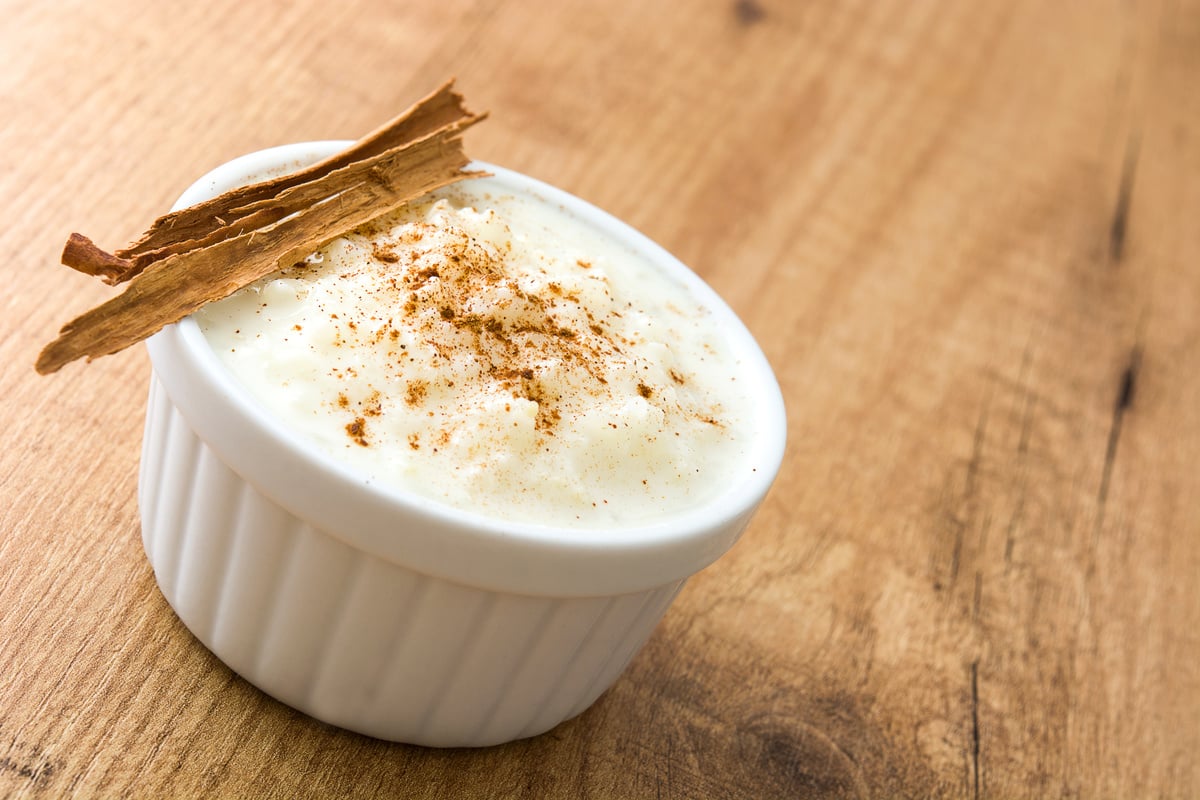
[36,84,485,375]
[61,234,133,285]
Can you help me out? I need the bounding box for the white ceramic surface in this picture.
[139,141,786,747]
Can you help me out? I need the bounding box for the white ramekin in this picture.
[139,141,786,747]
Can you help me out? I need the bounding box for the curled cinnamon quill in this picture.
[37,80,486,374]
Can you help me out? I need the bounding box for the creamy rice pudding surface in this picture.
[196,183,754,528]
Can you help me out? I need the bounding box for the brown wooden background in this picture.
[2,1,1198,797]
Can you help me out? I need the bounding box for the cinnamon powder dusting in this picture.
[308,206,671,448]
[345,417,369,446]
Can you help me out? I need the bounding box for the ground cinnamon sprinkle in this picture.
[346,417,369,446]
[405,380,429,407]
[303,212,654,444]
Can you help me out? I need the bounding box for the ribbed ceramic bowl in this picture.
[139,141,786,747]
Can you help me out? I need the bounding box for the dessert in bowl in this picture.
[139,140,786,747]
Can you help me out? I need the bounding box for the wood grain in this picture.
[2,0,1198,797]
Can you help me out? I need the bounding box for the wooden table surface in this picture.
[3,1,1198,797]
